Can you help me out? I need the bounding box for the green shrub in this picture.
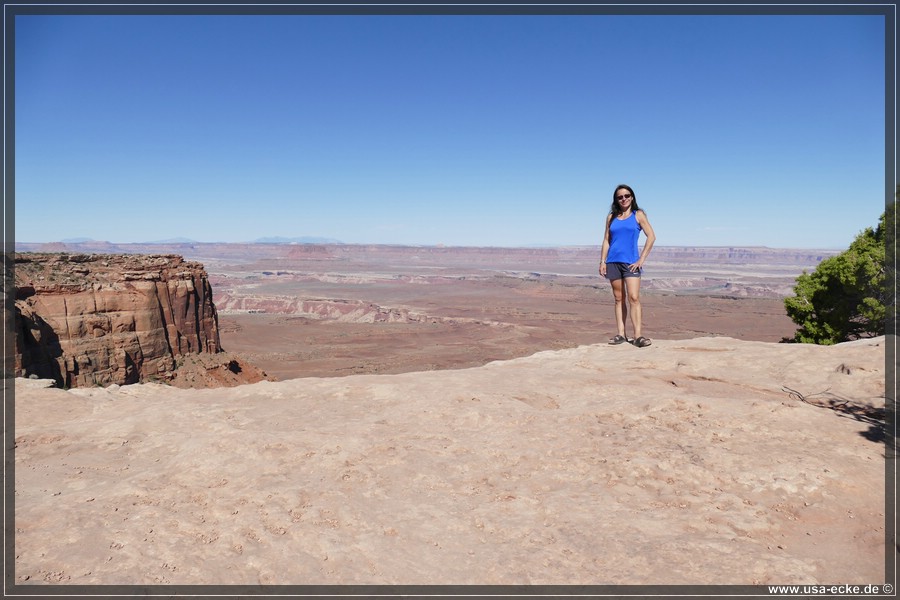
[784,196,894,345]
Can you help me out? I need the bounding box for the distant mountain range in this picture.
[47,236,345,245]
[60,237,98,244]
[143,237,202,244]
[251,236,344,245]
[60,237,203,245]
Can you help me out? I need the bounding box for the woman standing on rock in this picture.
[599,184,657,347]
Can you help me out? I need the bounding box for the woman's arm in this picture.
[633,210,656,270]
[599,213,612,276]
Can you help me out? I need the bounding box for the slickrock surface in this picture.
[14,253,267,388]
[14,336,886,586]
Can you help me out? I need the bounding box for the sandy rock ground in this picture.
[13,336,887,586]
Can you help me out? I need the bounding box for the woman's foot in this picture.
[608,334,629,345]
[633,336,652,347]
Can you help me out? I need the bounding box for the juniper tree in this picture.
[784,191,895,345]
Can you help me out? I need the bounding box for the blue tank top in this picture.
[607,211,641,264]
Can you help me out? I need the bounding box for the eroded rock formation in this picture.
[14,253,267,388]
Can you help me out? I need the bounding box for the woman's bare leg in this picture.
[625,276,642,340]
[611,277,627,338]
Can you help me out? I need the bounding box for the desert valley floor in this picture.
[197,243,829,380]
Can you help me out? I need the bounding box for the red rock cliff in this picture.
[14,253,266,388]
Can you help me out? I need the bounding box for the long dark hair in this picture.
[610,184,641,217]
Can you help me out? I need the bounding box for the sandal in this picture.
[608,335,628,345]
[633,336,652,348]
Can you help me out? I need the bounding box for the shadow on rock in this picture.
[782,385,891,453]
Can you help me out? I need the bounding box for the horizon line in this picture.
[13,240,845,251]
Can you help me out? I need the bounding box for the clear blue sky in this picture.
[14,11,888,249]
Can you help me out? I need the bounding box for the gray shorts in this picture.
[606,262,641,280]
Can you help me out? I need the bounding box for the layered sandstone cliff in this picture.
[14,253,267,388]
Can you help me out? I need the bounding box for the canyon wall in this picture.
[14,253,266,388]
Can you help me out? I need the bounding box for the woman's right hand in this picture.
[599,262,607,277]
